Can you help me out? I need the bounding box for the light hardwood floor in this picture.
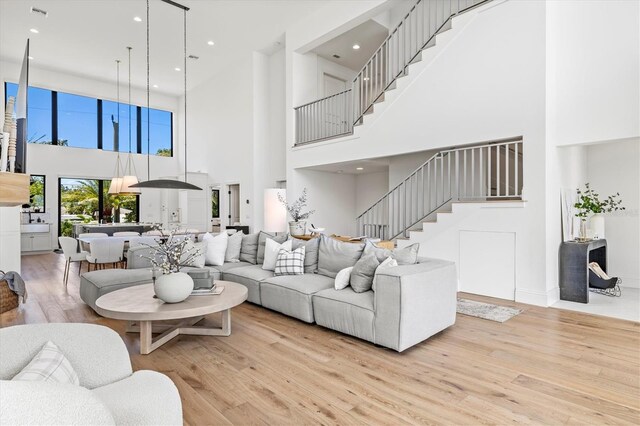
[3,253,639,425]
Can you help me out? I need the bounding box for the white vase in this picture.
[589,214,605,239]
[289,220,307,236]
[154,272,194,303]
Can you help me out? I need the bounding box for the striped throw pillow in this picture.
[274,246,306,276]
[12,341,80,385]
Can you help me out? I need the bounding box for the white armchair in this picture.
[0,323,182,425]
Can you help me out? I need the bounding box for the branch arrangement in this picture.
[574,183,625,219]
[138,227,201,274]
[278,188,315,222]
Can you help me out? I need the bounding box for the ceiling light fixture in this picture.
[133,16,142,22]
[174,67,181,71]
[152,84,158,88]
[207,40,214,46]
[363,77,370,81]
[130,0,201,191]
[29,28,39,34]
[352,44,360,50]
[28,56,34,60]
[356,167,364,171]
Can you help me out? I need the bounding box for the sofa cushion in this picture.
[225,231,243,263]
[80,269,152,310]
[260,274,334,323]
[291,237,320,273]
[317,235,365,278]
[257,231,288,265]
[92,370,182,426]
[239,233,260,264]
[364,241,419,265]
[350,254,380,293]
[223,265,274,304]
[312,288,375,343]
[214,261,253,274]
[203,232,228,266]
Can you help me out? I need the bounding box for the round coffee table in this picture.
[95,280,247,354]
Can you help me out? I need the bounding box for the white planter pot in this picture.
[154,272,194,303]
[289,220,307,236]
[589,214,605,239]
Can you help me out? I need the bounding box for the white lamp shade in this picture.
[264,189,287,233]
[108,177,123,194]
[119,175,142,194]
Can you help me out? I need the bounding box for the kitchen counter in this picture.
[73,223,155,237]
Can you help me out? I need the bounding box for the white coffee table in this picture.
[95,281,248,354]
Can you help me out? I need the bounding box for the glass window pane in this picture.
[4,83,53,144]
[60,178,99,237]
[141,107,172,156]
[104,185,138,223]
[57,92,97,148]
[29,175,45,212]
[102,101,137,152]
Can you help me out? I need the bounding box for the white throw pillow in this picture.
[334,266,354,290]
[202,232,228,266]
[372,256,398,291]
[12,341,80,385]
[262,238,292,271]
[181,241,206,268]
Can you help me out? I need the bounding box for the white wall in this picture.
[355,171,389,215]
[547,0,640,147]
[586,140,640,288]
[387,150,437,190]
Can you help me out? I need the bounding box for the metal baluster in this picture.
[487,145,492,197]
[471,148,475,198]
[515,141,519,196]
[463,149,467,198]
[505,143,510,196]
[479,146,483,197]
[496,144,501,197]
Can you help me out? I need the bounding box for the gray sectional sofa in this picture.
[80,233,457,352]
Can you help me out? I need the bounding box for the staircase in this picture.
[356,139,523,241]
[294,0,492,145]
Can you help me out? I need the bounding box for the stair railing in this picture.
[356,139,523,240]
[294,89,352,145]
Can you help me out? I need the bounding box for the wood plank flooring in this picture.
[2,253,639,425]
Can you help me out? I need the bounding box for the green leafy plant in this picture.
[574,183,625,219]
[278,188,315,222]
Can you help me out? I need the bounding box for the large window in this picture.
[58,178,139,236]
[4,84,53,144]
[4,82,171,156]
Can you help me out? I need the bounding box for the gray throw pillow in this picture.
[257,231,288,265]
[364,241,419,265]
[239,233,260,264]
[317,235,365,278]
[225,231,243,263]
[291,237,320,273]
[350,254,380,293]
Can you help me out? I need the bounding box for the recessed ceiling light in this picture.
[174,67,181,71]
[29,28,39,34]
[152,84,159,88]
[363,77,370,81]
[28,56,34,60]
[352,44,360,50]
[133,16,142,22]
[356,167,364,171]
[207,40,214,46]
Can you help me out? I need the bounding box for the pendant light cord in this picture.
[128,47,132,155]
[183,7,188,184]
[146,0,151,181]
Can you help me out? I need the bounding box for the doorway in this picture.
[228,184,240,226]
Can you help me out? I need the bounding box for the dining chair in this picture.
[78,232,108,252]
[58,236,89,286]
[113,231,140,237]
[86,238,125,271]
[124,236,160,266]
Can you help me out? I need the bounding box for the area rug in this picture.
[456,298,522,323]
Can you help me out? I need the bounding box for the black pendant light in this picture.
[130,0,201,191]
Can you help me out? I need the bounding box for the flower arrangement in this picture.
[278,188,315,222]
[140,229,201,274]
[574,183,625,219]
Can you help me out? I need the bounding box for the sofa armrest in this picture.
[0,323,133,389]
[374,259,457,352]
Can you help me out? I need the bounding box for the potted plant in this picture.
[574,183,624,240]
[278,188,315,236]
[140,230,201,303]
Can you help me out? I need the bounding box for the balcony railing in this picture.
[294,89,352,145]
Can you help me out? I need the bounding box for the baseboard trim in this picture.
[515,287,558,307]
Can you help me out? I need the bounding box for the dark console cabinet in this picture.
[559,239,607,303]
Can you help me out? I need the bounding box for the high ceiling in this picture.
[0,0,327,96]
